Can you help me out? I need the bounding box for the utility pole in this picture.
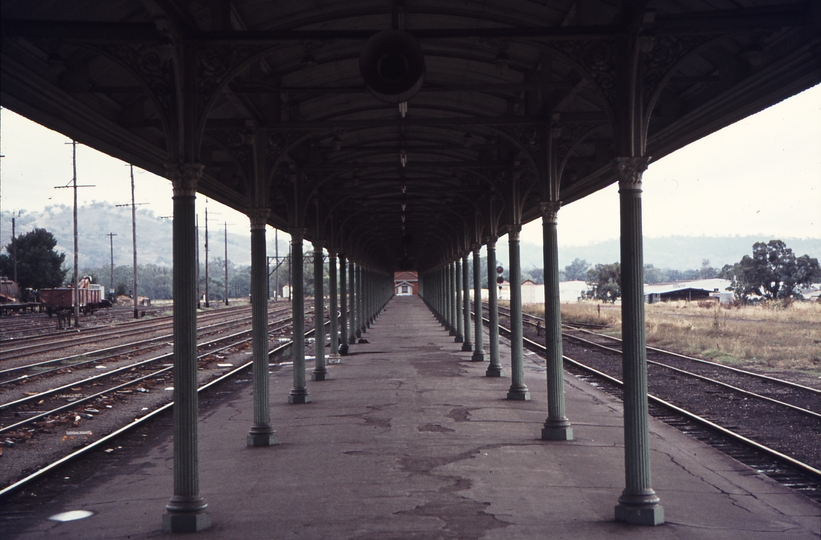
[107,232,117,300]
[202,203,220,308]
[223,221,233,305]
[55,141,94,328]
[204,205,210,308]
[116,165,147,318]
[11,216,17,283]
[129,165,138,318]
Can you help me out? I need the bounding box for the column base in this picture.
[162,511,212,533]
[247,425,279,447]
[485,366,504,377]
[288,389,311,404]
[461,342,473,352]
[328,354,342,364]
[541,426,573,441]
[614,503,664,526]
[312,370,330,381]
[348,336,356,345]
[163,497,211,533]
[339,344,349,356]
[355,330,362,338]
[448,328,457,336]
[454,335,464,343]
[471,351,485,362]
[506,386,530,400]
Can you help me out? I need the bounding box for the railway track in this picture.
[478,311,821,503]
[0,304,323,497]
[0,302,260,361]
[0,304,293,384]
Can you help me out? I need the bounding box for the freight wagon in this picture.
[39,285,110,316]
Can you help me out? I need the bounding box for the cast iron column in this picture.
[540,202,573,440]
[506,228,530,400]
[357,264,365,335]
[328,250,339,362]
[445,262,456,336]
[163,163,211,532]
[485,238,503,377]
[288,230,310,404]
[461,254,473,351]
[471,245,485,361]
[614,157,664,525]
[247,209,278,447]
[454,258,464,342]
[312,242,329,381]
[339,254,349,355]
[348,261,357,344]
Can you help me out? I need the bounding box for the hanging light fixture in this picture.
[400,149,408,167]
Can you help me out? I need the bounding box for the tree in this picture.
[563,258,589,281]
[724,240,821,301]
[0,228,67,290]
[584,262,621,303]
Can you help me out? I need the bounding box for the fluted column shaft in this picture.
[541,202,573,440]
[339,255,349,355]
[614,157,663,525]
[455,259,465,342]
[348,261,357,344]
[471,246,485,361]
[247,209,278,446]
[460,254,472,351]
[485,239,503,377]
[288,231,310,404]
[328,251,339,359]
[164,163,210,531]
[312,243,329,381]
[506,228,530,400]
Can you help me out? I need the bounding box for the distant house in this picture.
[394,271,418,296]
[644,278,733,304]
[521,279,544,305]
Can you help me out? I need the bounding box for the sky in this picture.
[1,83,820,255]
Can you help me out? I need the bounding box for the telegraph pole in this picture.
[11,216,17,283]
[223,221,233,305]
[55,141,94,328]
[204,206,210,307]
[116,165,147,318]
[107,232,117,300]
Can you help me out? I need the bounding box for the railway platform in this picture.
[5,295,819,539]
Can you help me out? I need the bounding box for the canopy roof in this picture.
[2,1,819,272]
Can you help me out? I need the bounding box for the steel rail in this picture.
[0,305,294,382]
[0,319,296,434]
[482,314,821,483]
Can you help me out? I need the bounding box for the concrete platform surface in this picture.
[4,296,819,539]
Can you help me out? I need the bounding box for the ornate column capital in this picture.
[290,228,307,243]
[312,239,324,251]
[326,247,338,256]
[247,208,270,230]
[484,236,497,248]
[540,201,562,223]
[508,226,521,241]
[471,243,481,255]
[614,156,651,191]
[166,163,204,197]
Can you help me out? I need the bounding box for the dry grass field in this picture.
[524,300,821,376]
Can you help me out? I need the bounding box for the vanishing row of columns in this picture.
[164,158,661,531]
[164,168,393,532]
[417,163,662,526]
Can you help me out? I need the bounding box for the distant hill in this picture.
[2,205,819,273]
[497,235,821,272]
[1,203,288,270]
